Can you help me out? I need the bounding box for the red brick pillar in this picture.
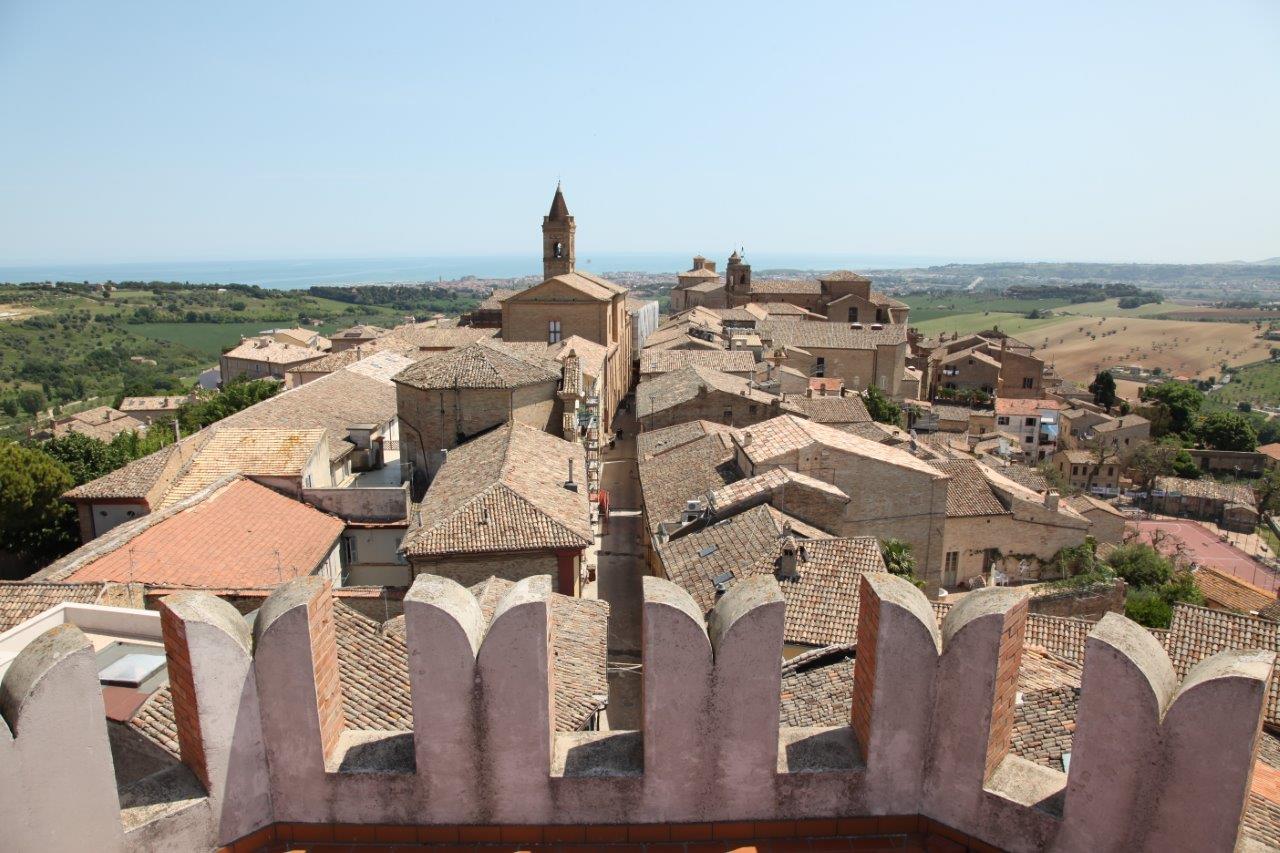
[307,580,346,760]
[159,605,209,787]
[984,594,1028,780]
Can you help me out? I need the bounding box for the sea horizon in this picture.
[0,251,1002,291]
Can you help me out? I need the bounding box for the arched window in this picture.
[553,241,563,259]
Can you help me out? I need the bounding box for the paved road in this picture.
[595,403,644,728]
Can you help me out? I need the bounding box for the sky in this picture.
[1,1,1278,267]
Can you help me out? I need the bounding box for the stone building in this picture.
[722,255,909,324]
[927,335,1046,401]
[668,255,725,312]
[1150,475,1259,532]
[392,339,561,485]
[759,320,909,399]
[929,458,1089,589]
[399,422,593,595]
[500,185,632,434]
[1063,494,1128,544]
[329,324,389,352]
[732,415,950,590]
[1052,447,1121,494]
[219,337,325,383]
[636,365,781,431]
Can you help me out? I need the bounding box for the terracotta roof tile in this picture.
[159,428,327,507]
[657,504,885,647]
[639,349,756,376]
[758,320,908,350]
[1193,565,1278,615]
[636,366,776,417]
[393,340,560,391]
[638,432,739,535]
[929,458,1011,518]
[53,478,344,588]
[403,423,592,556]
[217,366,399,463]
[0,581,107,632]
[636,420,739,461]
[779,394,872,425]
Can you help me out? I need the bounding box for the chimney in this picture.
[742,431,753,447]
[1044,490,1060,512]
[564,459,579,492]
[776,537,803,581]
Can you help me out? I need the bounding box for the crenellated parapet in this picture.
[0,571,1273,852]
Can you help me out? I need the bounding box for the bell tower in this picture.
[542,182,575,279]
[725,249,751,305]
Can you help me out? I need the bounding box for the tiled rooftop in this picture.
[928,458,1011,518]
[639,349,756,376]
[393,340,560,391]
[636,366,775,417]
[739,414,946,477]
[657,504,885,647]
[779,393,872,425]
[0,581,108,632]
[758,320,908,350]
[1154,476,1257,506]
[636,420,738,461]
[159,427,327,507]
[637,432,739,534]
[47,478,344,588]
[403,423,592,557]
[217,366,399,463]
[1193,565,1278,614]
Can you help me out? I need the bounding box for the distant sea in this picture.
[0,252,972,291]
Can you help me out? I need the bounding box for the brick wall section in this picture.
[849,576,880,758]
[984,595,1028,781]
[306,582,346,760]
[159,603,209,788]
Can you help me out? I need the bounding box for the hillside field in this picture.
[1029,315,1271,382]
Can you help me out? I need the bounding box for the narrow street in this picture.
[595,399,644,728]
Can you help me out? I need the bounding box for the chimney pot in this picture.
[1045,490,1061,511]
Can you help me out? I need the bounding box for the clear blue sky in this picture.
[1,1,1277,266]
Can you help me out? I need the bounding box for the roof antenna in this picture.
[274,549,284,584]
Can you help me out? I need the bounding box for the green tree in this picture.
[1107,542,1173,588]
[177,378,279,433]
[17,388,46,416]
[43,432,128,485]
[1125,588,1173,629]
[0,397,17,418]
[863,386,902,427]
[1196,410,1258,452]
[0,441,77,567]
[1256,468,1280,515]
[880,538,924,588]
[1143,381,1204,437]
[1088,370,1118,411]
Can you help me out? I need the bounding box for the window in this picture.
[944,551,959,587]
[1025,435,1034,443]
[997,416,1010,426]
[548,319,562,344]
[1025,417,1036,427]
[814,357,826,377]
[749,404,758,415]
[1107,466,1114,476]
[341,535,358,566]
[722,408,733,424]
[847,307,858,323]
[1022,377,1035,389]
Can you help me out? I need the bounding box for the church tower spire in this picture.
[542,182,575,279]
